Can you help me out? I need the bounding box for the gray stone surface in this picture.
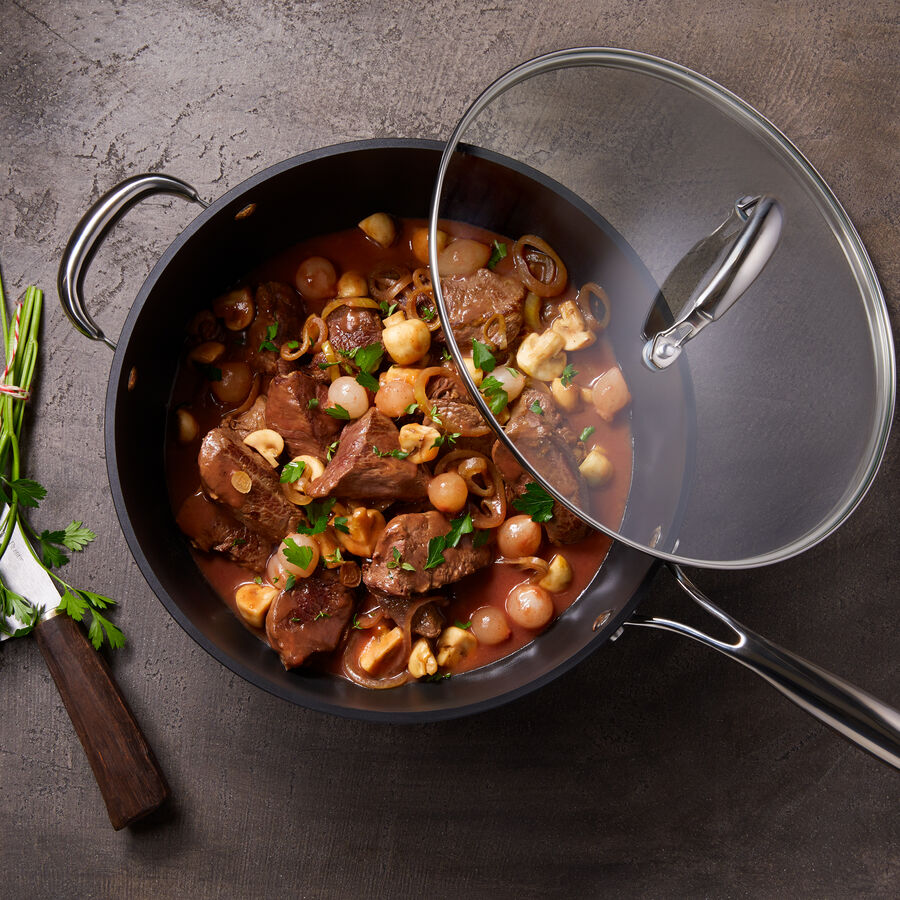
[0,1,897,897]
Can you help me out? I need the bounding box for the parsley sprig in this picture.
[424,513,474,570]
[0,276,122,648]
[512,482,555,523]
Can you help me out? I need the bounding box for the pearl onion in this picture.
[491,366,526,402]
[428,472,468,514]
[328,376,370,419]
[375,380,416,418]
[506,582,554,629]
[470,606,511,645]
[496,515,542,558]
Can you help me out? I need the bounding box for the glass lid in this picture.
[429,48,894,568]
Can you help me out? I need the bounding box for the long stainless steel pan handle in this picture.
[58,173,207,350]
[626,564,900,769]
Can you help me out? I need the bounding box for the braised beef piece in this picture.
[224,395,268,439]
[245,282,307,374]
[198,427,298,542]
[307,408,429,502]
[427,373,491,446]
[175,491,271,572]
[375,593,446,638]
[503,388,591,544]
[265,371,340,459]
[440,268,525,351]
[363,511,492,598]
[265,570,355,669]
[305,306,383,381]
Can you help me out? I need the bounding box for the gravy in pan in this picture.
[167,217,631,686]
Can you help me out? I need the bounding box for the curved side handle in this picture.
[642,195,784,370]
[34,612,169,829]
[627,564,900,770]
[58,173,207,351]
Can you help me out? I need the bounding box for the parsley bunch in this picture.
[0,272,122,648]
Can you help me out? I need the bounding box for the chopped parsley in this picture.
[340,341,383,373]
[194,361,222,382]
[529,400,544,416]
[324,547,345,566]
[433,432,461,447]
[258,322,279,352]
[424,513,474,570]
[472,529,491,548]
[424,672,451,683]
[231,537,247,548]
[420,304,436,322]
[404,401,419,415]
[333,516,350,534]
[386,547,415,571]
[307,397,319,409]
[285,340,300,350]
[471,338,496,373]
[282,538,314,571]
[480,375,508,415]
[313,610,332,621]
[284,573,297,590]
[560,363,578,387]
[352,614,362,629]
[296,498,338,535]
[325,404,350,420]
[441,347,452,361]
[487,240,507,270]
[373,445,411,460]
[326,440,339,461]
[356,370,380,392]
[429,407,444,425]
[379,300,398,317]
[455,620,472,630]
[579,425,596,443]
[253,576,263,585]
[280,459,307,483]
[512,482,555,523]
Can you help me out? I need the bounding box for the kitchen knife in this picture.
[0,513,169,829]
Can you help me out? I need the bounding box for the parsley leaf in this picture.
[420,305,436,322]
[424,672,451,683]
[356,370,380,392]
[326,440,339,461]
[254,576,263,585]
[285,340,300,350]
[297,498,337,535]
[472,529,491,548]
[441,347,452,361]
[404,401,419,415]
[379,300,398,317]
[455,620,472,630]
[354,342,384,373]
[280,459,307,483]
[560,363,578,387]
[372,445,410,460]
[512,482,555,523]
[324,547,345,565]
[579,425,596,443]
[259,322,279,352]
[63,521,97,551]
[386,547,410,570]
[429,406,443,426]
[352,614,362,629]
[423,514,474,569]
[282,537,314,571]
[314,611,331,621]
[471,339,496,373]
[333,516,350,534]
[529,400,544,416]
[424,536,446,570]
[308,397,319,409]
[38,533,69,568]
[231,537,247,548]
[284,573,297,590]
[87,609,125,650]
[487,240,507,270]
[325,404,350,420]
[480,375,508,414]
[7,477,46,509]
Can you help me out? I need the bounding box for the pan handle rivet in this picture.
[592,609,613,631]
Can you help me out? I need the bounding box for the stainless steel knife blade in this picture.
[0,509,60,639]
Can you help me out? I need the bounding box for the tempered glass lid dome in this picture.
[429,48,894,569]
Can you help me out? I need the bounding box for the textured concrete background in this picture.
[0,1,898,897]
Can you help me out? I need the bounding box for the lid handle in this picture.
[643,195,783,370]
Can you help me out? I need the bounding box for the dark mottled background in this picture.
[0,1,897,898]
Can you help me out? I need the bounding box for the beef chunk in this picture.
[440,268,525,351]
[363,511,492,598]
[175,491,271,572]
[224,395,267,439]
[306,306,383,380]
[245,282,306,374]
[265,371,340,459]
[504,388,591,544]
[265,570,354,669]
[198,427,298,542]
[307,408,429,502]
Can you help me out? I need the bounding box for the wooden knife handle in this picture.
[34,612,169,829]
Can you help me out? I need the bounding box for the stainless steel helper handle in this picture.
[58,173,207,351]
[627,564,900,769]
[643,195,784,370]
